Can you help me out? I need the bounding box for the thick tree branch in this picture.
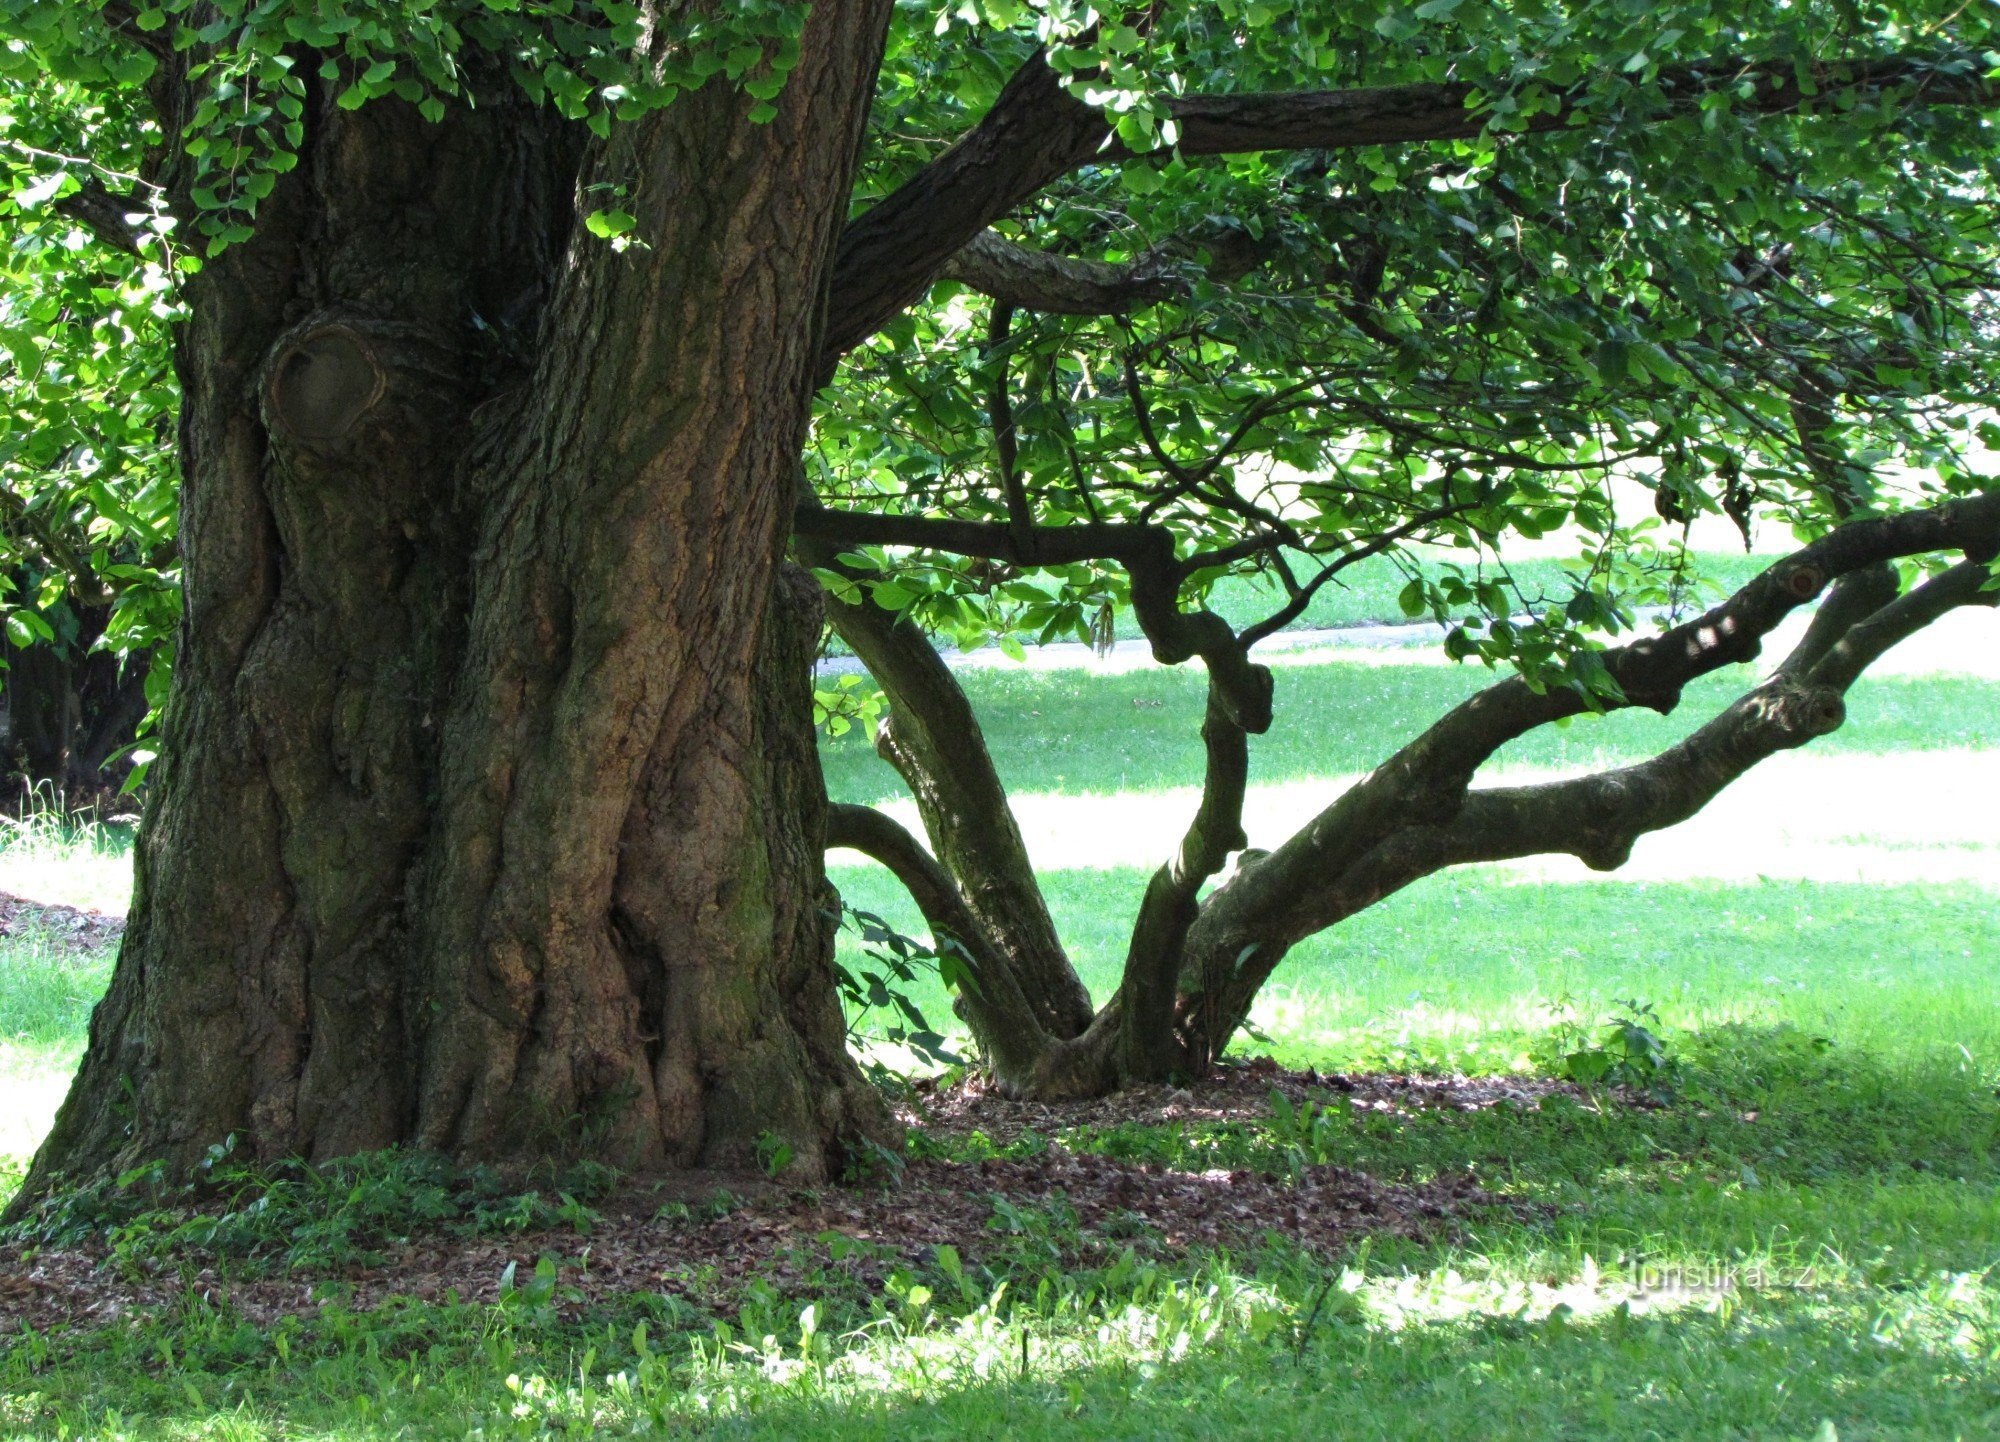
[1774,561,1900,678]
[1809,558,1999,689]
[819,50,1995,369]
[1125,55,1995,161]
[826,802,1054,1077]
[1116,693,1249,1081]
[1173,489,2000,1044]
[1349,559,1999,896]
[941,229,1186,314]
[821,52,1106,373]
[51,180,148,257]
[802,514,1095,1040]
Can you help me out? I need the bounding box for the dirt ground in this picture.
[0,1061,1558,1336]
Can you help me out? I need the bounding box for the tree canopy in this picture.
[4,3,1997,747]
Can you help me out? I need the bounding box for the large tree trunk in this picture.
[10,6,895,1215]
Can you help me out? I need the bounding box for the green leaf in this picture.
[584,209,636,239]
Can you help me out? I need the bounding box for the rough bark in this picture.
[14,5,896,1214]
[812,560,1093,1042]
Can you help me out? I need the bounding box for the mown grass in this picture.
[3,633,1998,1439]
[4,1008,1996,1440]
[822,652,2000,803]
[831,868,2000,1078]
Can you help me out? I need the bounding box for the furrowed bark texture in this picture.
[16,4,895,1213]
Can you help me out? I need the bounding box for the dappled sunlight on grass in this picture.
[829,865,2000,1081]
[822,648,2000,807]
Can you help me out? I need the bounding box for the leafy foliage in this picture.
[825,0,2000,699]
[1534,995,1683,1098]
[0,0,1993,758]
[832,902,973,1074]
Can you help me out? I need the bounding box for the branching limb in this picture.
[821,51,1106,372]
[940,221,1278,316]
[819,50,1997,368]
[1175,494,2000,1061]
[800,514,1095,1040]
[1809,557,1998,689]
[826,803,1054,1079]
[1774,562,1900,678]
[796,505,1275,731]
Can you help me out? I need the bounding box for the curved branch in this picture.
[821,51,1106,373]
[796,505,1275,730]
[1115,693,1249,1081]
[1809,557,1999,689]
[801,516,1095,1040]
[1176,494,2000,1056]
[826,802,1054,1077]
[819,50,1997,369]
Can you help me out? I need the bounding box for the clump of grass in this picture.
[0,928,111,1049]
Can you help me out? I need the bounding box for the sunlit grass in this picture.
[0,809,134,915]
[832,866,2000,1080]
[822,651,2000,803]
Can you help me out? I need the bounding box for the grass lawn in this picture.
[2,634,1997,1440]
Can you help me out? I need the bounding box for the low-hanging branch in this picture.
[825,801,1057,1079]
[819,486,2000,1094]
[796,503,1274,730]
[1174,497,2000,1055]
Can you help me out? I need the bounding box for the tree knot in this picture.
[1781,563,1826,602]
[1757,681,1846,744]
[267,324,386,444]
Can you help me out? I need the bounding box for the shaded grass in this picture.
[6,1013,1998,1440]
[0,930,113,1050]
[5,1255,1997,1441]
[833,866,2000,1078]
[823,656,2000,803]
